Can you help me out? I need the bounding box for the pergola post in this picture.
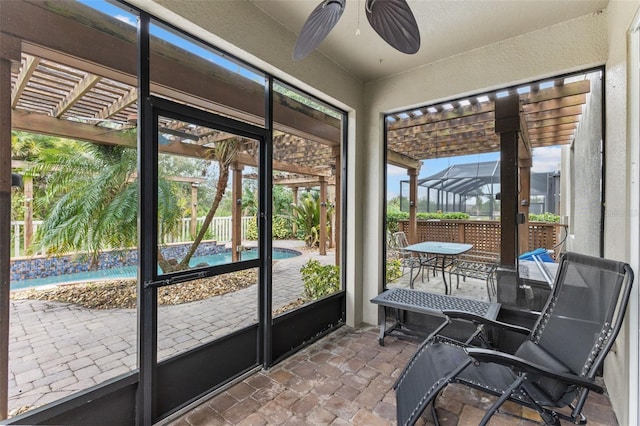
[232,163,243,262]
[292,186,298,237]
[408,168,418,243]
[518,114,533,255]
[495,95,521,267]
[333,147,341,264]
[23,175,33,250]
[518,160,532,255]
[0,31,21,420]
[319,177,327,256]
[327,185,335,249]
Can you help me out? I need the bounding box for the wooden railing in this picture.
[398,219,566,259]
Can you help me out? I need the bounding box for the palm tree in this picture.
[11,131,57,161]
[33,140,182,270]
[167,138,240,271]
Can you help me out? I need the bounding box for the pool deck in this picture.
[8,240,330,415]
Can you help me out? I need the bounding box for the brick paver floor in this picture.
[165,326,619,426]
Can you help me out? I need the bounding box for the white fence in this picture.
[169,216,254,244]
[10,216,255,257]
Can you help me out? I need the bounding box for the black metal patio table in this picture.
[371,287,501,345]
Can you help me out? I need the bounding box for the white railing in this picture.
[171,216,254,243]
[10,220,42,258]
[11,216,255,257]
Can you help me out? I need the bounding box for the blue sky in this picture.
[387,146,562,198]
[79,0,262,82]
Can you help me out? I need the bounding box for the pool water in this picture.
[11,248,300,291]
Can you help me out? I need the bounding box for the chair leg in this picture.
[479,376,524,426]
[431,402,440,426]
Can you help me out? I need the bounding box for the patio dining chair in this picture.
[394,251,634,426]
[391,231,436,282]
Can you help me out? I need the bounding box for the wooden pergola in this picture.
[385,79,590,264]
[3,1,344,264]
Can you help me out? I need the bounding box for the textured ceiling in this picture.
[250,0,608,82]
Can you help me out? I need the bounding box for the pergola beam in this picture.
[95,87,137,121]
[10,54,38,108]
[386,150,421,170]
[388,101,495,130]
[52,73,100,118]
[387,80,589,163]
[12,109,332,178]
[1,1,341,148]
[522,93,587,113]
[523,79,590,103]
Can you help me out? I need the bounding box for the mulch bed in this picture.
[12,269,311,313]
[12,270,260,310]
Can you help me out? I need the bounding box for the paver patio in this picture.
[7,241,332,415]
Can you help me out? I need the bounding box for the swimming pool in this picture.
[10,247,300,291]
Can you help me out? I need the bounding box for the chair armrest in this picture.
[465,348,604,393]
[442,310,531,335]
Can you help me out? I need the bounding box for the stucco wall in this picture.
[603,2,640,426]
[362,12,609,326]
[565,72,603,256]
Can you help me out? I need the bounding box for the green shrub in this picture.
[245,217,258,240]
[386,211,409,233]
[416,212,469,220]
[529,213,561,223]
[386,259,402,283]
[386,211,469,231]
[244,215,292,240]
[272,215,292,239]
[300,259,340,300]
[290,193,333,248]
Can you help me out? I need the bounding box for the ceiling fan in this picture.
[293,0,420,61]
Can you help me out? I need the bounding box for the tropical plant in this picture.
[32,140,182,269]
[273,185,294,215]
[11,131,62,221]
[290,191,333,248]
[11,131,57,161]
[300,259,340,300]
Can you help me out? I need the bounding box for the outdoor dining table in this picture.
[404,241,473,295]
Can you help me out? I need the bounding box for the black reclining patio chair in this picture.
[394,252,634,426]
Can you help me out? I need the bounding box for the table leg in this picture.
[441,255,449,295]
[409,259,422,289]
[378,306,387,345]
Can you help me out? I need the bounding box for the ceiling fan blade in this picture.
[365,0,420,54]
[293,0,346,61]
